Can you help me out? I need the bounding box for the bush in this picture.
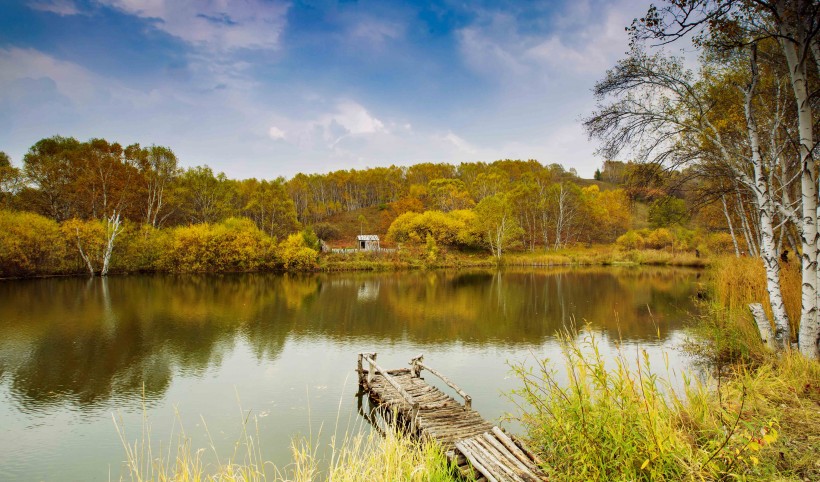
[0,210,67,276]
[705,232,737,255]
[161,217,277,272]
[279,233,318,270]
[113,224,170,272]
[386,209,477,248]
[645,228,674,249]
[616,230,645,250]
[313,222,341,241]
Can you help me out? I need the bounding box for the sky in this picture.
[0,0,653,180]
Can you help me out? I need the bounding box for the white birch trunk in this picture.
[721,194,741,257]
[779,29,820,359]
[735,186,758,257]
[101,212,122,277]
[75,227,95,277]
[743,48,791,347]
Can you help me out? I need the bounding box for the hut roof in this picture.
[357,235,379,241]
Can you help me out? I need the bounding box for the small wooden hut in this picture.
[357,235,380,251]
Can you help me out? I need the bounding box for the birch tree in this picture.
[585,47,796,344]
[131,144,178,228]
[474,193,521,259]
[630,0,820,357]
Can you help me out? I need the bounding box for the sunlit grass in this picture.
[113,396,456,482]
[509,327,816,481]
[507,256,819,481]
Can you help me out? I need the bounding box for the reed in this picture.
[509,328,792,481]
[113,403,455,482]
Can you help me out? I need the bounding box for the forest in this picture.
[1,137,737,278]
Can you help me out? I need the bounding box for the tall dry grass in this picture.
[114,400,455,482]
[709,256,801,322]
[509,326,818,481]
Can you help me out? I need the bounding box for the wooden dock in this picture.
[357,353,548,482]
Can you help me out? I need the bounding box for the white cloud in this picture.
[328,101,386,136]
[440,131,478,154]
[280,100,388,150]
[268,126,286,140]
[456,0,642,85]
[0,47,108,103]
[97,0,291,52]
[27,0,81,16]
[347,18,404,50]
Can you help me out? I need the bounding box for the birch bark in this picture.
[779,23,819,358]
[743,45,791,346]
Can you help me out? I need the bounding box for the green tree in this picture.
[240,178,300,239]
[175,166,236,224]
[648,196,688,228]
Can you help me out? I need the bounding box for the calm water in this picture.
[0,267,700,481]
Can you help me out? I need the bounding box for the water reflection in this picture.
[0,267,697,414]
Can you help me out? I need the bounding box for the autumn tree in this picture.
[0,151,23,208]
[427,178,475,212]
[239,178,300,239]
[474,193,521,259]
[175,166,236,224]
[23,136,84,221]
[129,144,179,227]
[628,0,820,357]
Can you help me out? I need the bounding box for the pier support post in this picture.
[410,354,424,377]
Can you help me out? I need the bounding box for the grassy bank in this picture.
[510,256,819,481]
[320,246,707,272]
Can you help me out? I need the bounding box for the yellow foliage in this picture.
[162,218,277,272]
[0,209,67,276]
[385,210,476,248]
[278,233,318,270]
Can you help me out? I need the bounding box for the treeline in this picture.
[0,210,318,277]
[0,135,725,277]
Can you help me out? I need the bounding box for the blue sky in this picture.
[0,0,650,179]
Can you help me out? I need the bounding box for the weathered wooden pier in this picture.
[357,352,548,482]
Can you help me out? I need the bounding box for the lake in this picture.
[0,267,701,481]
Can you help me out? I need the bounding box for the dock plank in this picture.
[357,353,548,481]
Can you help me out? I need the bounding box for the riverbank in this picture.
[512,256,819,481]
[319,246,706,272]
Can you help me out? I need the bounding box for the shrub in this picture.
[0,209,67,276]
[113,224,170,272]
[645,228,675,249]
[279,233,318,270]
[386,209,477,248]
[616,230,645,250]
[161,218,277,272]
[705,232,737,255]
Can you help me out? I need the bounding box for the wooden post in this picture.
[749,303,777,350]
[367,352,377,385]
[357,353,364,386]
[410,354,424,377]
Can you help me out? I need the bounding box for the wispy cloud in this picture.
[27,0,81,16]
[97,0,291,52]
[457,0,641,86]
